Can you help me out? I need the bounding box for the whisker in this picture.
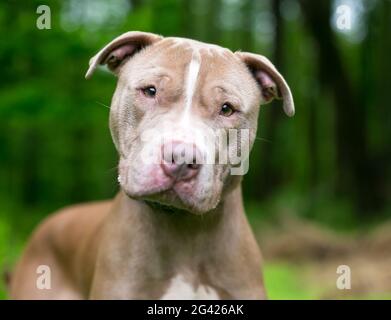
[254,136,272,144]
[105,165,119,174]
[95,101,111,109]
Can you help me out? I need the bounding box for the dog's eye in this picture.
[219,103,235,117]
[142,86,157,98]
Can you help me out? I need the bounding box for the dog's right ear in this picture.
[85,31,163,79]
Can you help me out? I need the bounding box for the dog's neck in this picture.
[91,185,264,299]
[115,186,244,247]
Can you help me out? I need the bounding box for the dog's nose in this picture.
[161,141,201,181]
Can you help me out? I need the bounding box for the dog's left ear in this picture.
[85,31,163,79]
[235,52,294,117]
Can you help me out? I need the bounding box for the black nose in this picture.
[161,141,201,181]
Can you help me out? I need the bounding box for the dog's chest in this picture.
[160,274,220,300]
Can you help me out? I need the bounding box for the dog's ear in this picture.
[85,31,163,79]
[235,52,294,117]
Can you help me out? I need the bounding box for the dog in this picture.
[9,31,294,299]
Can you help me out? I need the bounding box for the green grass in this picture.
[263,262,316,299]
[263,262,391,300]
[0,220,11,300]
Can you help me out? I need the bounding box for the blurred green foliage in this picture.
[0,0,390,299]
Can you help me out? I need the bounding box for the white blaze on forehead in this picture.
[167,38,230,125]
[181,50,201,123]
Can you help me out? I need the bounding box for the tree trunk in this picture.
[299,0,381,215]
[258,0,284,197]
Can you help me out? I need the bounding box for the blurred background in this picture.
[0,0,390,299]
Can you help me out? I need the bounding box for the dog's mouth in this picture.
[143,199,189,215]
[125,184,200,213]
[122,177,215,214]
[118,155,222,214]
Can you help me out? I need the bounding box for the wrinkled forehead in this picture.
[129,37,253,89]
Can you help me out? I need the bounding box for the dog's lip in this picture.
[147,190,206,214]
[173,180,195,195]
[128,181,190,199]
[126,184,172,198]
[125,179,202,212]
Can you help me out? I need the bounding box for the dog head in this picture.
[86,31,294,214]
